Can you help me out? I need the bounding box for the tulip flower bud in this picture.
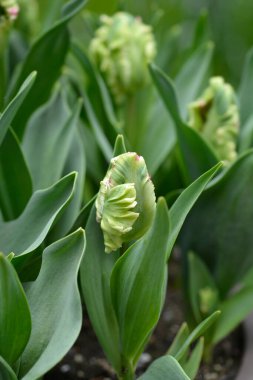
[89,12,156,103]
[199,287,218,315]
[188,77,239,165]
[0,0,19,23]
[96,152,156,253]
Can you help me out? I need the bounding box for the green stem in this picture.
[117,357,135,380]
[0,24,10,110]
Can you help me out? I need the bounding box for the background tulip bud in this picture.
[0,0,19,23]
[188,77,239,165]
[96,152,156,253]
[89,12,156,103]
[199,287,218,315]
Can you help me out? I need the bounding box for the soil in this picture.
[45,251,243,380]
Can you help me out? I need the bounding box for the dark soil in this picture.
[45,252,243,380]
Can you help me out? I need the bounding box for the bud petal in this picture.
[0,0,19,23]
[89,12,156,103]
[188,77,239,165]
[96,152,156,253]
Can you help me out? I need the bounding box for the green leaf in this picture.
[168,323,189,357]
[87,0,117,14]
[174,311,220,362]
[0,254,31,365]
[19,229,86,380]
[239,114,253,152]
[137,356,190,380]
[180,150,253,295]
[0,129,32,220]
[110,198,170,361]
[70,194,96,232]
[175,42,214,117]
[0,356,18,380]
[150,64,218,183]
[182,337,204,379]
[8,0,87,138]
[213,285,253,344]
[0,72,36,145]
[113,135,127,157]
[0,172,76,256]
[23,90,80,190]
[80,206,121,373]
[239,47,253,126]
[167,162,222,259]
[188,252,219,323]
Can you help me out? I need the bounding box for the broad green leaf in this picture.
[138,356,190,380]
[182,337,204,379]
[70,194,96,232]
[0,356,18,380]
[188,252,219,323]
[150,64,218,183]
[113,134,127,157]
[167,163,222,259]
[80,206,121,373]
[0,129,32,220]
[110,198,170,361]
[175,42,214,117]
[19,229,85,380]
[168,323,189,357]
[37,0,66,33]
[0,254,31,365]
[239,47,253,126]
[0,72,36,145]
[239,114,253,152]
[213,285,253,344]
[174,311,220,362]
[23,90,80,190]
[8,0,87,138]
[0,172,76,256]
[180,150,253,295]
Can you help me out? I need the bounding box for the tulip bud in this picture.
[199,287,218,315]
[188,77,239,165]
[0,0,19,23]
[89,12,156,103]
[96,152,156,253]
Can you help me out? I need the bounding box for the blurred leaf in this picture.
[23,90,80,190]
[188,252,218,323]
[213,285,253,344]
[182,337,204,380]
[150,64,218,183]
[110,198,170,361]
[0,173,76,256]
[175,311,220,362]
[168,323,189,357]
[113,135,127,157]
[0,356,18,380]
[0,129,32,220]
[180,150,253,295]
[8,0,87,138]
[138,356,190,380]
[175,42,214,118]
[19,229,85,380]
[0,72,36,145]
[80,206,121,373]
[238,114,253,152]
[0,254,31,365]
[86,0,117,14]
[239,47,253,126]
[167,163,222,259]
[38,0,67,33]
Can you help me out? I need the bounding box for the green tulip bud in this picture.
[199,287,218,315]
[89,12,156,103]
[96,152,156,253]
[188,77,239,165]
[0,0,19,23]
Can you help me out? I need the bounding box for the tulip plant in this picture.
[1,0,253,379]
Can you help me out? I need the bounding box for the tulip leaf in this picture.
[0,254,31,366]
[182,337,204,380]
[19,229,86,380]
[113,134,127,157]
[150,63,218,183]
[0,172,76,256]
[0,356,18,380]
[167,162,222,259]
[180,150,253,295]
[0,129,32,220]
[239,47,253,126]
[168,323,189,357]
[110,198,170,361]
[8,0,87,138]
[80,206,121,373]
[137,356,190,380]
[0,72,36,145]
